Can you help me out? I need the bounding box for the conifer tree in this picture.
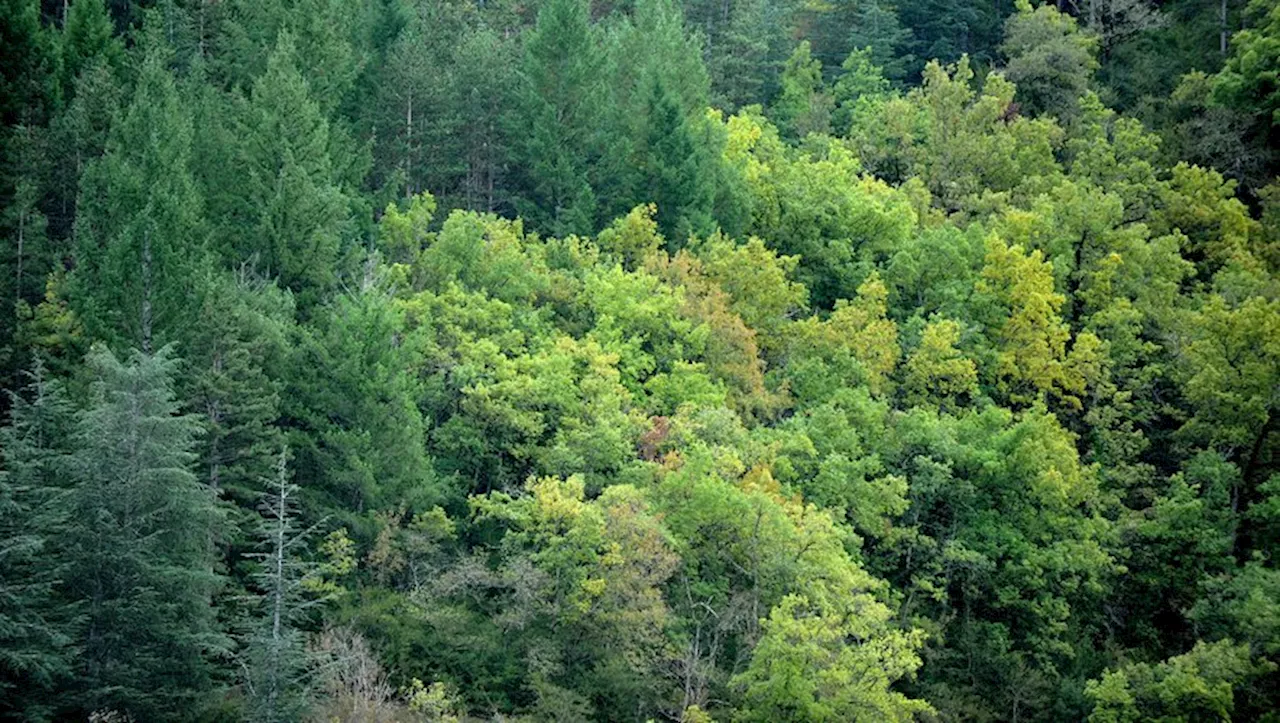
[0,360,75,720]
[242,448,316,723]
[184,272,291,520]
[708,0,773,109]
[64,345,227,719]
[637,78,716,244]
[233,31,349,306]
[57,0,123,103]
[511,0,602,236]
[772,41,833,138]
[70,33,209,351]
[0,0,55,127]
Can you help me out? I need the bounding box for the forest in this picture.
[0,0,1278,719]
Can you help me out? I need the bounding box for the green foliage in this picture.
[0,362,75,719]
[771,41,832,139]
[1001,0,1099,120]
[1,1,1279,720]
[511,0,604,236]
[1086,640,1274,722]
[229,31,352,305]
[64,346,227,719]
[1215,0,1280,134]
[733,594,930,722]
[70,37,209,350]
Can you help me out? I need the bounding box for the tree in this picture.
[242,448,317,723]
[1215,0,1280,137]
[976,234,1079,405]
[0,361,75,720]
[1,124,53,375]
[64,345,227,719]
[636,78,716,243]
[70,34,209,351]
[844,0,914,82]
[285,284,437,521]
[771,41,832,138]
[733,595,930,722]
[451,28,517,213]
[831,48,893,134]
[57,0,123,104]
[1,0,53,128]
[184,272,292,524]
[902,316,978,408]
[1079,0,1166,64]
[230,31,351,305]
[1001,0,1099,121]
[1085,640,1273,722]
[511,0,603,236]
[705,0,776,110]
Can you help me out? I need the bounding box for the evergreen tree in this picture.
[242,448,316,723]
[70,34,209,351]
[845,0,914,82]
[636,79,716,244]
[0,361,75,721]
[284,284,437,522]
[64,345,227,719]
[57,0,123,104]
[452,28,517,213]
[1000,0,1099,121]
[707,0,774,109]
[511,0,603,236]
[184,272,291,523]
[0,0,55,127]
[1,124,53,383]
[231,31,350,306]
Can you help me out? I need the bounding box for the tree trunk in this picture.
[1221,0,1229,55]
[405,91,414,199]
[141,229,153,354]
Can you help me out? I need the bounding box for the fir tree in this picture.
[242,448,316,723]
[233,31,350,307]
[0,360,76,720]
[638,78,716,244]
[57,0,124,104]
[70,32,209,352]
[511,0,603,236]
[64,345,227,719]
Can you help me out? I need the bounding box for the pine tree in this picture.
[452,28,517,213]
[1,124,52,384]
[184,272,290,522]
[0,360,76,720]
[64,345,227,719]
[600,0,714,226]
[70,33,209,351]
[0,0,56,128]
[708,0,772,109]
[844,0,914,82]
[242,448,316,723]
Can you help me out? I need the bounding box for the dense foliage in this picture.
[1,0,1278,720]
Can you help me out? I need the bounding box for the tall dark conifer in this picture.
[64,346,227,719]
[70,31,209,351]
[0,361,75,721]
[512,0,603,236]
